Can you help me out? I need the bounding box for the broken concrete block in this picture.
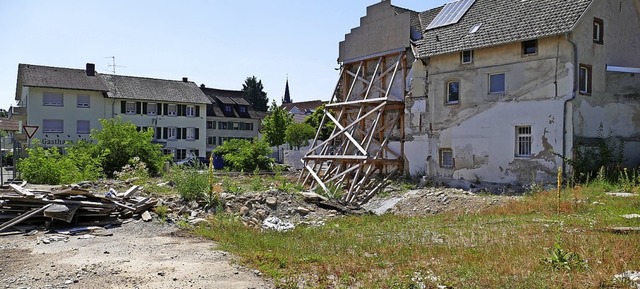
[141,211,152,222]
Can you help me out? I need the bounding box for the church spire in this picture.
[282,76,292,104]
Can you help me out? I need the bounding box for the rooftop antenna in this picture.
[105,56,126,75]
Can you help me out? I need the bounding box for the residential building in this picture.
[11,63,211,161]
[102,75,210,160]
[302,0,640,194]
[199,86,262,157]
[11,63,111,146]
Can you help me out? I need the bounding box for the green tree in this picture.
[242,76,269,112]
[92,117,167,177]
[261,100,292,150]
[213,138,273,171]
[304,104,335,141]
[285,122,316,150]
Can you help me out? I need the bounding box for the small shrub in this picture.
[170,168,209,202]
[154,205,169,223]
[213,138,274,172]
[542,242,587,271]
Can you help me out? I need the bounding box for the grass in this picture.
[193,179,640,288]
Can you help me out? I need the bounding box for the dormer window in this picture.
[239,106,247,113]
[522,39,537,55]
[224,105,232,112]
[461,50,473,64]
[593,18,604,44]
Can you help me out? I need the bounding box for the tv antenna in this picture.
[105,56,126,75]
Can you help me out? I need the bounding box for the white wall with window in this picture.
[43,119,64,133]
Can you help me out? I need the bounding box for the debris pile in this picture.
[0,183,156,234]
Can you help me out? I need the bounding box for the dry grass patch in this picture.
[194,184,640,288]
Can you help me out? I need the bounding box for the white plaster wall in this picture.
[115,102,207,157]
[26,87,109,146]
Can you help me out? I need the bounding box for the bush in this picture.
[169,167,209,202]
[568,123,624,183]
[92,117,168,177]
[213,138,274,172]
[17,140,100,185]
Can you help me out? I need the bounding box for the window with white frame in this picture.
[579,64,592,94]
[77,95,90,108]
[43,92,63,106]
[168,127,177,140]
[447,81,460,104]
[593,18,604,44]
[168,104,177,116]
[516,125,532,157]
[77,120,90,134]
[233,122,239,131]
[239,106,247,113]
[489,73,506,94]
[125,102,136,114]
[186,127,195,140]
[43,119,63,133]
[207,121,215,129]
[206,136,216,145]
[461,50,473,64]
[186,105,195,117]
[219,122,228,130]
[439,148,454,168]
[147,103,157,115]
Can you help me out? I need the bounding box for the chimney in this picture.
[200,84,205,88]
[86,63,96,76]
[182,77,188,82]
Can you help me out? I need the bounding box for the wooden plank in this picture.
[9,184,35,198]
[0,204,52,233]
[122,185,140,199]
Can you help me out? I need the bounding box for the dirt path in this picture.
[0,221,273,289]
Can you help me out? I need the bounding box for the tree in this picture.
[91,117,167,176]
[285,122,316,150]
[213,138,273,171]
[242,76,269,112]
[261,100,292,149]
[304,104,335,141]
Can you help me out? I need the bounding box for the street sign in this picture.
[22,125,38,139]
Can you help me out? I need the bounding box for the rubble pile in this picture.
[0,183,156,234]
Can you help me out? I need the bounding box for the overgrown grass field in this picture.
[194,180,640,288]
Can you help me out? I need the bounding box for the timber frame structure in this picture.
[299,51,408,205]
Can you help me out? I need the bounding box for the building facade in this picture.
[200,86,262,157]
[331,0,640,187]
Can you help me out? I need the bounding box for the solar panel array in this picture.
[426,0,476,30]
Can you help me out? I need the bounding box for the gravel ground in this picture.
[0,220,273,289]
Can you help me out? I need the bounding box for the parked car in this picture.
[175,156,208,167]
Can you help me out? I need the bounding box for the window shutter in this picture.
[182,128,187,139]
[121,101,126,113]
[163,127,167,139]
[155,127,161,139]
[142,103,147,114]
[136,102,142,114]
[182,105,187,116]
[157,103,162,115]
[195,105,200,117]
[163,104,168,116]
[177,105,183,116]
[195,128,200,140]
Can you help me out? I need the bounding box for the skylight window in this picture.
[426,0,476,30]
[469,23,482,34]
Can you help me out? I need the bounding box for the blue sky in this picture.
[0,0,450,110]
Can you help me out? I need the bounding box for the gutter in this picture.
[562,33,578,176]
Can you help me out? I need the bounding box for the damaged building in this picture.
[301,0,640,202]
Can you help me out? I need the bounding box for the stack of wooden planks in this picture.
[0,183,156,234]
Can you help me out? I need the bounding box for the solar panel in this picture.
[426,0,476,30]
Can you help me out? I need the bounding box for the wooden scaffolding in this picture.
[299,51,407,205]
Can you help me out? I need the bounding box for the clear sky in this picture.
[0,0,450,110]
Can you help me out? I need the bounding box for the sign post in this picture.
[22,125,38,149]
